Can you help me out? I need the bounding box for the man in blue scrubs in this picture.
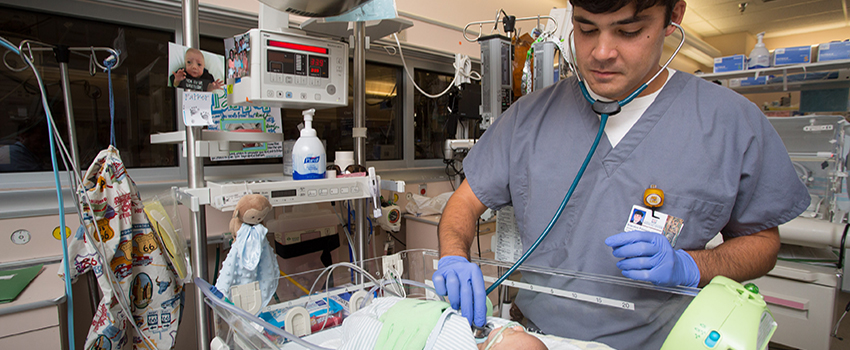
[432,1,810,349]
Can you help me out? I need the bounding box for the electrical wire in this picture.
[392,33,480,99]
[333,203,357,252]
[833,300,850,340]
[387,231,407,248]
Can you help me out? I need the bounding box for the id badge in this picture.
[624,205,685,247]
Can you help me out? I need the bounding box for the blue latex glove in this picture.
[431,256,487,327]
[605,231,700,287]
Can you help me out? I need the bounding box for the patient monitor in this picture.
[228,29,348,109]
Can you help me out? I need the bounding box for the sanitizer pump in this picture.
[748,32,770,69]
[292,109,326,180]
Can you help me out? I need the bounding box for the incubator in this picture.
[198,249,776,350]
[767,115,847,222]
[749,115,850,350]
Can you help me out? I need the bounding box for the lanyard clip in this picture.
[643,185,664,218]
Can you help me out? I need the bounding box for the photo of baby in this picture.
[168,43,224,92]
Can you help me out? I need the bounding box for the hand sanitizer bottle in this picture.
[748,32,770,69]
[292,109,326,180]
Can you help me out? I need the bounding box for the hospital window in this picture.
[281,61,404,163]
[0,5,178,173]
[414,69,481,159]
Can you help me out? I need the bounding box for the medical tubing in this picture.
[310,261,384,330]
[484,321,523,350]
[367,216,373,247]
[332,203,357,256]
[2,37,76,350]
[195,278,332,350]
[346,201,356,281]
[485,112,609,295]
[14,38,154,349]
[367,278,444,300]
[308,262,382,297]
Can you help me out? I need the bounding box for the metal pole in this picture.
[54,45,101,314]
[53,49,79,169]
[58,62,81,168]
[353,22,367,273]
[182,0,210,349]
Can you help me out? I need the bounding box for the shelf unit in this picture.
[697,59,850,93]
[170,4,410,349]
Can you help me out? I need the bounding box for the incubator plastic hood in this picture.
[259,0,371,17]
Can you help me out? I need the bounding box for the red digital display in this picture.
[308,55,329,78]
[267,40,328,54]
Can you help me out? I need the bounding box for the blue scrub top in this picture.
[464,72,809,349]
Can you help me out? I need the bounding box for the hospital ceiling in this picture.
[682,0,850,38]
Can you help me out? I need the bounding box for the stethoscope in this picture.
[482,23,687,296]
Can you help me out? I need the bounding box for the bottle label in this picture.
[293,152,326,179]
[293,171,325,180]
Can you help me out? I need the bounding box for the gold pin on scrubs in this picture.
[643,185,664,218]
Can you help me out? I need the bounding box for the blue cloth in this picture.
[215,223,279,311]
[462,72,809,349]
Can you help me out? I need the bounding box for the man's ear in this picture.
[665,1,687,36]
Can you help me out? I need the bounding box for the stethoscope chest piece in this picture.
[592,100,622,116]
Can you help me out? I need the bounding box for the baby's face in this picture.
[478,325,547,350]
[184,51,205,78]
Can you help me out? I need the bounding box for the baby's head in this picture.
[184,48,206,78]
[478,323,547,350]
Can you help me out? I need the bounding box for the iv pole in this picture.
[353,22,368,276]
[11,41,123,315]
[180,1,212,350]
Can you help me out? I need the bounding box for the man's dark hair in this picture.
[569,0,679,26]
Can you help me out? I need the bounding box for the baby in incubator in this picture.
[478,322,547,350]
[335,297,547,350]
